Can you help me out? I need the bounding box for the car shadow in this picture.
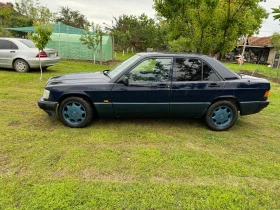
[91,117,207,130]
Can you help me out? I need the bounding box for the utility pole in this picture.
[239,34,248,70]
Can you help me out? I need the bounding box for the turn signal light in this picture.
[264,90,270,98]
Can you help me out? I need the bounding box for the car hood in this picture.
[46,71,109,86]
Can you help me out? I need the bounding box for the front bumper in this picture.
[38,96,58,116]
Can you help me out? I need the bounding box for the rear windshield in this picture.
[18,39,36,48]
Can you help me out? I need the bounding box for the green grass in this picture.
[0,58,280,209]
[224,62,280,80]
[114,52,136,61]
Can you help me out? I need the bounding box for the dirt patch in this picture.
[8,121,21,127]
[240,70,280,84]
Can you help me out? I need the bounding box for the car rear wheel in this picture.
[58,97,93,128]
[14,59,30,73]
[205,100,238,131]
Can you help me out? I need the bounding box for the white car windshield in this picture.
[108,54,140,78]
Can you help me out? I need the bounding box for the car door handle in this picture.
[10,51,15,53]
[208,83,220,88]
[156,84,170,88]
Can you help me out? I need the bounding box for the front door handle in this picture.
[208,83,220,88]
[10,51,15,53]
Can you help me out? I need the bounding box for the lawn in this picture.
[0,56,280,209]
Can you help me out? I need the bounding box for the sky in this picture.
[3,0,280,37]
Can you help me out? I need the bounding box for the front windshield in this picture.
[108,54,140,78]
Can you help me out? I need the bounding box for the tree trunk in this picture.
[100,35,103,65]
[39,50,42,80]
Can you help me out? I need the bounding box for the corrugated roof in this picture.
[238,36,273,47]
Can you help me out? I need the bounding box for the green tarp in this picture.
[6,22,86,34]
[6,22,113,61]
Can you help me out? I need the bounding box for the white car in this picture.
[0,38,60,72]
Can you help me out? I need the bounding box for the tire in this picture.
[205,100,238,131]
[58,97,93,128]
[14,59,30,73]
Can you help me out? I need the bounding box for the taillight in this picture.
[36,51,48,58]
[264,90,270,98]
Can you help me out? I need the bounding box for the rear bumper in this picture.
[28,57,60,68]
[240,101,269,115]
[38,96,58,116]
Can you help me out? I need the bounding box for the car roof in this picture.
[136,52,240,80]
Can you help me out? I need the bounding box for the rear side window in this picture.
[0,40,18,50]
[18,39,36,48]
[174,58,220,81]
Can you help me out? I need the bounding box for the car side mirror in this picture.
[118,76,129,86]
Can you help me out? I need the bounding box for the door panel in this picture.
[170,81,225,116]
[170,57,225,117]
[0,40,18,67]
[111,57,172,117]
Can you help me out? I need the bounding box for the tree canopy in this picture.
[153,0,268,56]
[270,33,280,52]
[109,14,166,52]
[14,0,55,22]
[56,6,89,29]
[80,22,102,63]
[272,6,280,20]
[28,21,53,79]
[0,2,32,36]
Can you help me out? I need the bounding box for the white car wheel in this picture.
[14,59,30,73]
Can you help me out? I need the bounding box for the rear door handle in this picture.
[10,51,15,53]
[208,83,220,88]
[156,84,170,88]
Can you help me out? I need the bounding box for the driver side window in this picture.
[126,58,171,83]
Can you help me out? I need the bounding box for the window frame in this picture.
[0,40,19,50]
[124,57,173,84]
[172,57,222,82]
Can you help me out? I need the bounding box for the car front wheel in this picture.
[205,100,238,131]
[14,59,30,73]
[58,97,93,128]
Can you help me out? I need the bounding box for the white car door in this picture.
[0,39,19,68]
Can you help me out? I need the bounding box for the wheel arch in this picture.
[13,57,29,65]
[210,96,240,111]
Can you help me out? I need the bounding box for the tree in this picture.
[28,21,53,79]
[153,0,268,57]
[56,6,88,29]
[272,6,280,20]
[0,2,32,37]
[109,14,166,52]
[14,0,55,22]
[80,22,102,64]
[270,33,280,68]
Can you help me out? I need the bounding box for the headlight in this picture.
[43,89,50,100]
